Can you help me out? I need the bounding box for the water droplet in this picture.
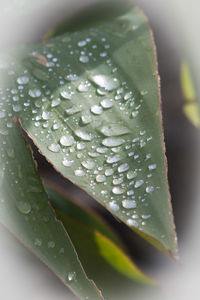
[108,201,120,211]
[48,240,55,248]
[96,174,106,183]
[62,158,74,167]
[75,129,92,141]
[140,90,148,96]
[65,106,81,115]
[34,238,42,246]
[135,180,144,188]
[77,82,89,92]
[102,137,124,147]
[12,104,22,112]
[131,111,139,118]
[74,169,85,177]
[124,92,132,100]
[106,155,120,164]
[0,111,6,118]
[100,124,130,136]
[148,164,157,170]
[78,40,87,47]
[7,148,15,158]
[60,90,71,99]
[142,214,151,220]
[79,55,89,63]
[105,168,114,176]
[127,170,137,179]
[100,98,113,108]
[42,111,51,120]
[122,200,137,209]
[118,163,129,173]
[28,88,41,98]
[96,147,107,154]
[17,76,29,85]
[81,114,92,124]
[91,105,103,115]
[127,219,138,227]
[81,159,95,170]
[113,177,123,185]
[53,123,59,130]
[67,271,76,282]
[146,186,154,193]
[112,187,124,195]
[90,74,119,91]
[60,134,75,147]
[48,143,60,153]
[97,87,107,95]
[66,74,79,81]
[77,142,85,150]
[16,201,31,214]
[51,98,61,107]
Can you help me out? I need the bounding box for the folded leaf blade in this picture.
[0,6,177,257]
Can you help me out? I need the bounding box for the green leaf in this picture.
[45,182,121,246]
[0,122,103,300]
[0,6,177,257]
[47,186,155,295]
[180,61,200,127]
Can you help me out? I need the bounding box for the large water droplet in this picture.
[79,55,89,63]
[112,186,124,195]
[74,169,85,176]
[108,201,120,211]
[17,76,29,85]
[90,74,119,91]
[75,129,92,141]
[122,200,137,209]
[60,90,71,99]
[16,201,31,214]
[96,174,106,183]
[48,143,60,153]
[102,137,124,147]
[81,159,95,170]
[127,170,137,179]
[91,105,103,115]
[100,98,113,108]
[62,158,74,167]
[28,88,41,98]
[146,186,154,193]
[118,163,129,173]
[100,124,130,136]
[60,134,75,147]
[135,180,144,188]
[106,155,120,164]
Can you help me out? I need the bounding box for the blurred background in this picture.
[0,0,200,299]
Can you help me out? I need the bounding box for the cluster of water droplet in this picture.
[0,26,166,237]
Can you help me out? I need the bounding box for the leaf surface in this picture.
[0,122,103,300]
[0,7,177,256]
